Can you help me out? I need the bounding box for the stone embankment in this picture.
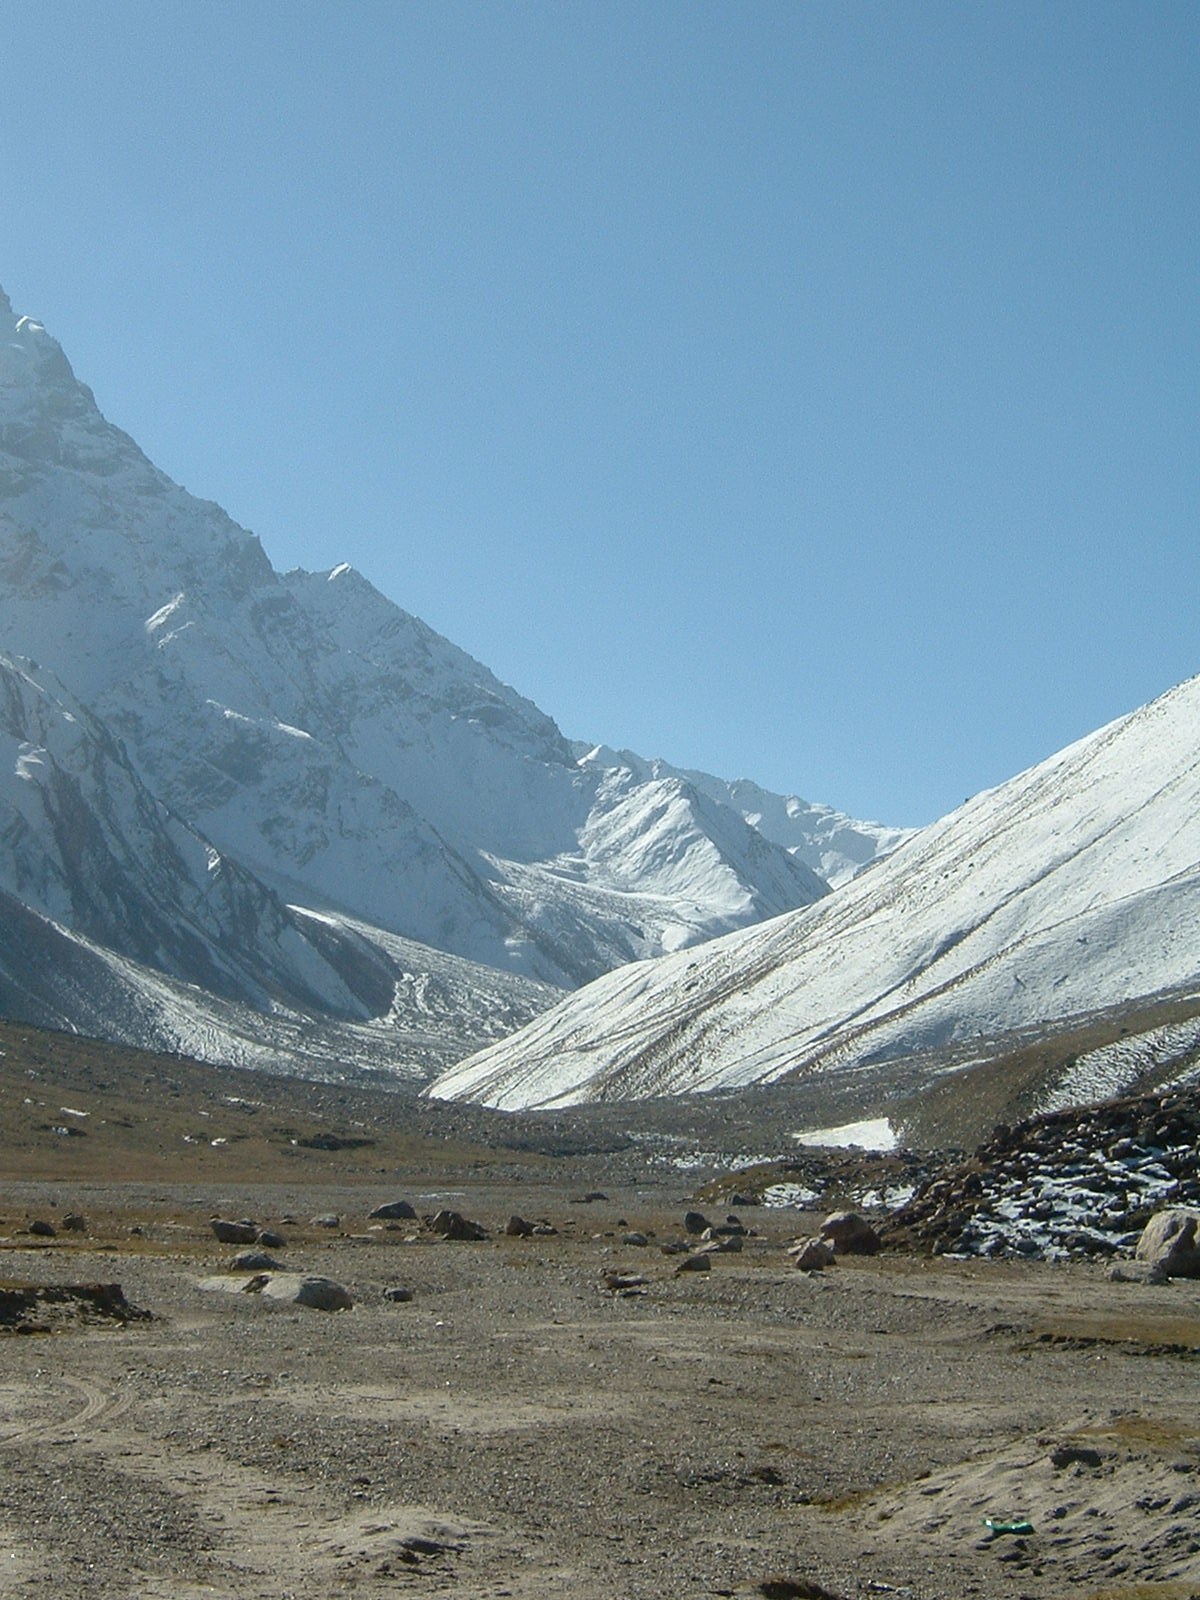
[884,1082,1200,1260]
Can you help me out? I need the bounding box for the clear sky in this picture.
[2,1,1196,825]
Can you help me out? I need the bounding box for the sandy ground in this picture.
[3,1176,1200,1600]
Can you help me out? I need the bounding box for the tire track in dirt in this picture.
[0,1374,130,1447]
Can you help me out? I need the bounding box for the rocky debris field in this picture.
[882,1083,1200,1260]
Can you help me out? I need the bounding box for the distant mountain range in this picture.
[0,286,901,1081]
[431,673,1200,1113]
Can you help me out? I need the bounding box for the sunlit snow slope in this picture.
[430,675,1200,1108]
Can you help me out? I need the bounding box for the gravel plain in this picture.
[3,1020,1200,1599]
[3,1172,1200,1600]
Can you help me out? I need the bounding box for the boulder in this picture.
[819,1211,881,1256]
[683,1210,710,1236]
[27,1219,56,1238]
[62,1213,87,1233]
[1106,1259,1168,1285]
[675,1253,712,1275]
[369,1200,418,1221]
[256,1273,353,1311]
[788,1238,836,1272]
[1134,1208,1200,1278]
[505,1215,535,1237]
[210,1217,258,1245]
[428,1209,487,1242]
[256,1229,287,1249]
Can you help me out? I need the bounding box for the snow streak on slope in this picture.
[430,674,1200,1109]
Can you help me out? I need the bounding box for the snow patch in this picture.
[15,743,46,780]
[792,1117,897,1151]
[145,593,186,633]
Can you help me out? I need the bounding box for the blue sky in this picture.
[2,1,1196,825]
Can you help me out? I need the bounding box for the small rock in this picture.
[61,1213,87,1233]
[256,1229,287,1249]
[310,1214,341,1231]
[1050,1444,1105,1470]
[675,1253,712,1275]
[736,1577,845,1599]
[382,1286,414,1303]
[505,1215,535,1237]
[231,1251,285,1272]
[701,1235,743,1254]
[623,1231,649,1247]
[369,1200,418,1221]
[683,1210,710,1235]
[603,1271,648,1292]
[28,1219,56,1238]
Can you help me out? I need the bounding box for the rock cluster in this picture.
[885,1083,1200,1260]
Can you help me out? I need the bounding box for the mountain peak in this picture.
[0,285,11,314]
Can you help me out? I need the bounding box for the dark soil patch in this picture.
[0,1279,151,1333]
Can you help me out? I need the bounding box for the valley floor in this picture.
[2,1174,1199,1600]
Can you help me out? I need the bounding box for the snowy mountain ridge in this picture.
[430,672,1200,1110]
[0,286,884,1075]
[574,744,913,887]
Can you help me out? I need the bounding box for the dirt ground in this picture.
[3,1171,1200,1600]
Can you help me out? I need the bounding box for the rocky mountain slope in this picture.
[431,672,1200,1110]
[0,285,893,1076]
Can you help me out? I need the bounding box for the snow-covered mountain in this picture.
[574,745,912,887]
[0,285,884,1073]
[430,673,1200,1110]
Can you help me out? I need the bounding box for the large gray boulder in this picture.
[210,1217,258,1244]
[819,1210,881,1256]
[198,1271,353,1310]
[256,1273,353,1311]
[1134,1208,1200,1278]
